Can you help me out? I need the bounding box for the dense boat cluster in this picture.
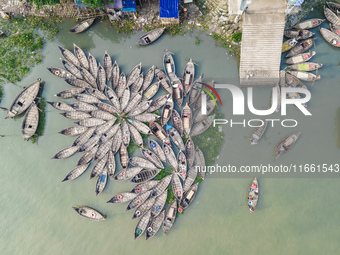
[46,44,216,239]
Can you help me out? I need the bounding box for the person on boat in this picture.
[145,37,150,43]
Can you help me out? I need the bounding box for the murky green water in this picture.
[1,13,340,255]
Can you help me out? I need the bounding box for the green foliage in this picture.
[82,0,114,8]
[112,18,135,34]
[30,97,46,144]
[232,32,242,43]
[195,39,200,45]
[154,166,176,205]
[166,184,176,205]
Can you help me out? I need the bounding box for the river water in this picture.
[1,11,340,254]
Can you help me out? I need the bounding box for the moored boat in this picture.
[151,190,167,218]
[143,81,160,100]
[190,115,214,137]
[56,87,85,99]
[69,18,95,33]
[327,1,340,13]
[179,182,199,210]
[330,23,340,36]
[320,27,340,47]
[59,126,88,136]
[127,119,152,135]
[148,138,167,162]
[126,190,152,211]
[111,61,120,89]
[131,180,160,193]
[95,168,108,195]
[63,163,90,182]
[172,75,183,107]
[127,62,142,87]
[138,27,166,45]
[172,172,183,201]
[282,38,298,53]
[288,62,322,71]
[132,197,155,219]
[128,123,144,147]
[161,97,174,126]
[193,100,215,123]
[166,124,185,151]
[181,103,192,137]
[107,192,138,204]
[163,50,175,82]
[73,206,105,221]
[146,210,165,240]
[61,59,83,79]
[285,51,316,64]
[114,167,143,181]
[285,38,316,58]
[324,7,340,26]
[177,150,187,180]
[142,65,155,91]
[53,145,80,159]
[293,18,324,29]
[183,59,195,96]
[155,68,172,94]
[130,169,161,184]
[250,120,268,145]
[149,121,171,145]
[194,147,206,180]
[274,132,301,159]
[119,144,129,169]
[88,52,98,79]
[21,103,39,140]
[116,72,127,98]
[247,178,259,213]
[103,51,113,81]
[73,44,89,70]
[171,109,184,136]
[185,138,195,168]
[162,200,177,233]
[97,63,106,92]
[47,67,74,79]
[151,175,172,197]
[58,46,80,66]
[287,70,320,82]
[183,166,197,192]
[141,148,163,169]
[284,29,314,40]
[163,143,178,170]
[129,157,157,169]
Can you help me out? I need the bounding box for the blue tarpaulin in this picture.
[122,0,136,12]
[160,0,179,18]
[74,0,88,7]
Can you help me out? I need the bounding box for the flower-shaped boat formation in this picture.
[48,44,216,240]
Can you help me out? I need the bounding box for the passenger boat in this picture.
[94,101,118,114]
[72,206,105,221]
[53,146,80,159]
[155,68,172,94]
[77,146,98,166]
[289,62,322,71]
[95,140,113,160]
[111,127,122,154]
[59,126,88,136]
[126,190,152,211]
[274,132,301,159]
[146,210,165,240]
[166,124,185,151]
[172,76,183,107]
[129,157,156,169]
[163,200,177,233]
[132,197,155,219]
[120,87,130,112]
[79,66,97,87]
[327,1,340,14]
[114,167,143,181]
[73,93,100,104]
[128,100,152,117]
[78,134,100,152]
[287,70,320,82]
[64,78,91,88]
[125,90,143,114]
[149,121,171,145]
[128,119,151,135]
[293,18,324,29]
[181,103,192,137]
[73,44,89,70]
[75,118,106,127]
[285,38,316,58]
[182,59,195,96]
[56,88,85,99]
[284,29,314,40]
[48,101,75,112]
[163,144,178,170]
[320,27,340,47]
[250,120,268,145]
[116,72,127,98]
[285,51,316,64]
[119,144,129,169]
[60,111,91,120]
[324,7,340,26]
[179,183,199,210]
[148,138,167,162]
[47,67,74,79]
[247,178,259,213]
[107,150,116,179]
[61,59,83,79]
[130,73,144,97]
[90,110,115,120]
[69,18,95,33]
[193,78,211,112]
[282,38,298,53]
[138,27,166,45]
[104,86,121,112]
[133,113,159,122]
[151,175,172,197]
[72,101,98,112]
[143,81,160,100]
[161,97,174,126]
[127,63,142,87]
[163,49,175,82]
[21,103,39,140]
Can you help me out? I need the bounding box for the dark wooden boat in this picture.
[320,27,340,47]
[142,65,155,91]
[61,59,83,79]
[150,121,171,145]
[163,50,175,82]
[177,150,187,180]
[179,182,199,210]
[59,126,88,136]
[166,124,185,151]
[151,175,172,197]
[58,46,80,66]
[88,52,98,80]
[47,67,75,79]
[48,101,75,112]
[73,206,105,221]
[324,7,340,26]
[289,62,322,71]
[163,200,177,233]
[133,113,159,122]
[111,126,122,154]
[103,51,112,81]
[138,27,166,45]
[107,192,138,204]
[114,167,143,181]
[194,147,206,180]
[90,154,108,179]
[193,99,215,123]
[327,1,340,14]
[155,68,172,94]
[188,77,204,106]
[130,169,161,184]
[181,103,192,137]
[97,63,106,92]
[57,88,85,99]
[6,79,40,119]
[131,180,159,194]
[119,144,129,169]
[274,132,301,159]
[128,119,152,135]
[151,190,167,218]
[143,81,160,100]
[190,115,215,137]
[78,134,100,152]
[286,38,316,58]
[126,190,152,211]
[95,168,108,195]
[129,157,156,169]
[116,72,127,98]
[73,44,89,70]
[130,73,144,97]
[111,61,120,89]
[141,148,163,169]
[183,166,197,192]
[146,94,169,113]
[250,120,268,145]
[330,23,340,36]
[172,172,183,201]
[247,178,259,213]
[148,138,167,162]
[124,91,143,114]
[79,66,97,88]
[60,111,91,120]
[163,144,178,170]
[128,100,152,117]
[75,118,106,127]
[172,75,183,107]
[64,78,91,88]
[63,163,90,182]
[53,145,80,159]
[282,38,298,53]
[293,18,324,29]
[73,93,100,104]
[171,109,184,136]
[90,110,115,120]
[128,123,144,147]
[285,51,316,64]
[287,70,320,82]
[71,101,98,112]
[69,18,95,33]
[183,59,195,96]
[73,128,96,147]
[107,150,116,179]
[120,87,130,112]
[185,138,195,168]
[161,97,174,126]
[284,29,314,40]
[127,62,142,87]
[146,210,165,240]
[21,103,39,140]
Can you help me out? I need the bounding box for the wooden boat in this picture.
[250,120,268,145]
[88,52,98,80]
[172,172,183,201]
[21,103,39,140]
[97,64,106,92]
[78,134,101,152]
[284,29,314,40]
[151,175,172,197]
[194,147,206,180]
[71,101,98,112]
[320,27,340,47]
[69,18,95,33]
[121,120,130,147]
[73,93,100,104]
[126,190,152,211]
[289,62,322,71]
[286,38,316,58]
[130,169,161,184]
[285,51,316,64]
[151,190,167,218]
[293,18,324,29]
[177,150,187,180]
[181,103,192,137]
[61,59,83,79]
[63,163,90,182]
[128,100,152,117]
[119,144,129,169]
[94,102,118,114]
[185,138,195,168]
[324,7,340,26]
[193,100,215,123]
[73,44,89,70]
[128,119,152,135]
[183,166,197,192]
[111,61,120,89]
[127,62,142,87]
[47,101,75,112]
[131,180,159,194]
[287,70,320,82]
[147,94,169,113]
[73,206,105,221]
[107,192,138,204]
[148,138,166,162]
[57,88,85,99]
[194,79,213,112]
[163,144,178,170]
[103,51,112,81]
[59,126,88,136]
[58,46,80,66]
[79,66,97,88]
[104,86,121,112]
[180,182,199,210]
[111,127,122,154]
[282,38,298,53]
[132,197,155,220]
[77,145,98,166]
[138,27,166,45]
[6,79,40,119]
[327,1,340,14]
[95,168,108,195]
[95,118,117,136]
[90,110,115,120]
[0,11,10,20]
[106,150,116,179]
[114,167,143,181]
[172,76,183,107]
[166,124,185,151]
[90,154,108,178]
[60,111,91,120]
[101,123,120,143]
[95,140,112,160]
[161,97,174,126]
[247,178,259,213]
[47,67,74,79]
[143,81,160,100]
[75,118,106,127]
[73,126,96,146]
[120,87,130,112]
[142,65,155,91]
[116,72,127,98]
[133,113,159,122]
[128,123,144,147]
[130,73,144,97]
[155,68,172,94]
[188,78,204,106]
[64,78,91,88]
[150,121,171,145]
[163,200,177,233]
[171,109,184,136]
[190,115,215,137]
[124,91,143,114]
[53,146,80,159]
[141,148,163,169]
[146,210,165,240]
[330,23,340,36]
[129,157,157,169]
[163,50,175,82]
[183,59,195,96]
[274,132,301,159]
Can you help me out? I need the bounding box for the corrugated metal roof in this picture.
[160,0,179,18]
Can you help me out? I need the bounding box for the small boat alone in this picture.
[293,18,324,29]
[250,120,268,145]
[285,38,316,58]
[73,206,105,221]
[282,38,298,53]
[324,7,340,27]
[163,49,175,82]
[69,18,95,33]
[320,27,340,47]
[288,62,322,71]
[247,178,259,213]
[274,132,301,159]
[138,27,166,46]
[285,51,316,64]
[287,70,320,82]
[284,29,314,40]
